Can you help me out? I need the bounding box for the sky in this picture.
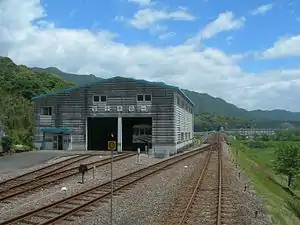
[1,0,300,112]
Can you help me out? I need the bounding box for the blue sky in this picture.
[40,0,300,72]
[1,0,300,111]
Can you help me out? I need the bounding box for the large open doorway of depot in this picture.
[122,117,152,151]
[87,117,118,150]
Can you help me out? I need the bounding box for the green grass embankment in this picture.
[230,140,300,225]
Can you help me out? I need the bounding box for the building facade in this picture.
[32,77,194,157]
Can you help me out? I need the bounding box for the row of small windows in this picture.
[93,95,107,102]
[93,94,152,103]
[137,94,152,102]
[176,96,192,113]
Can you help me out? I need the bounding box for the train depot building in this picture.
[32,77,194,157]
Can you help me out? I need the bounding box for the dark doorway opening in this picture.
[87,117,118,150]
[122,117,152,151]
[58,135,63,150]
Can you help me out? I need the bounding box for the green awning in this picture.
[40,127,72,133]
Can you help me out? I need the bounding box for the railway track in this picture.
[0,154,93,192]
[0,145,212,225]
[0,153,135,202]
[179,143,222,225]
[162,133,230,225]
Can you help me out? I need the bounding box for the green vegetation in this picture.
[230,132,300,225]
[0,57,75,150]
[273,144,300,188]
[31,67,103,85]
[1,136,13,152]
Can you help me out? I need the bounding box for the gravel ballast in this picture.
[67,151,209,225]
[63,142,273,225]
[222,142,273,225]
[0,151,111,181]
[0,153,161,222]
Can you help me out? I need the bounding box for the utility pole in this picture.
[108,133,116,225]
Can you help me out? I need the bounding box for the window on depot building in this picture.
[40,106,52,116]
[137,94,144,102]
[93,95,100,103]
[145,94,152,102]
[100,95,107,102]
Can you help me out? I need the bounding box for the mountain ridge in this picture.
[31,66,300,122]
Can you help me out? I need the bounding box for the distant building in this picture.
[225,128,278,136]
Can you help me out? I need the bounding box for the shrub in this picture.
[1,136,13,152]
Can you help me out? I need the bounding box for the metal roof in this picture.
[32,76,194,106]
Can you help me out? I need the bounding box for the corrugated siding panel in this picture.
[34,78,178,148]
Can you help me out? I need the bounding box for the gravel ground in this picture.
[0,153,161,222]
[222,142,273,225]
[66,151,209,225]
[0,151,118,181]
[0,155,77,182]
[0,150,112,174]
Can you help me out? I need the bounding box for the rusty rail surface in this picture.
[217,142,222,225]
[0,153,135,202]
[0,145,212,225]
[164,132,224,225]
[178,146,213,225]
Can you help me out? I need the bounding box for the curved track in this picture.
[0,145,211,225]
[0,153,135,202]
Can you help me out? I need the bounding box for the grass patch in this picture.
[230,141,300,225]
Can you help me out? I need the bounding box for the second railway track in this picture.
[0,152,135,202]
[162,133,234,225]
[0,145,211,225]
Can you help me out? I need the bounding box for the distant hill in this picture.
[31,67,103,85]
[183,89,300,121]
[30,66,300,122]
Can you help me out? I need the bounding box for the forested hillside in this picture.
[0,57,74,148]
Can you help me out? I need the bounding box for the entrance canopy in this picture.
[40,127,72,133]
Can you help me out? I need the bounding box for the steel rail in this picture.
[216,142,222,225]
[1,145,211,225]
[0,154,92,191]
[178,146,213,225]
[0,153,135,202]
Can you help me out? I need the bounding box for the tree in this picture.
[273,143,300,189]
[0,56,75,148]
[1,136,13,152]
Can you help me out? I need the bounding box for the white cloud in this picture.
[128,0,152,6]
[250,4,273,15]
[158,32,176,40]
[199,11,245,39]
[1,0,300,111]
[261,35,300,58]
[130,8,196,30]
[187,11,245,45]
